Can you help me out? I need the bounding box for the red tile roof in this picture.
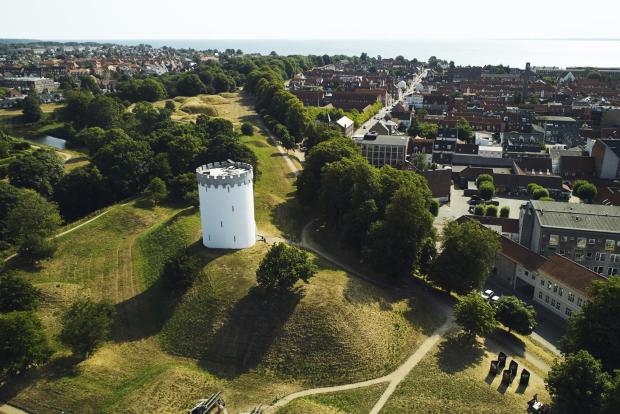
[539,255,606,294]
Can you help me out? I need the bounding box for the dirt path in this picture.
[256,119,301,174]
[0,402,29,414]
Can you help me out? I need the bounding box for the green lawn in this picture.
[275,383,388,414]
[381,332,552,414]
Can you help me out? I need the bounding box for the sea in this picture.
[100,38,620,68]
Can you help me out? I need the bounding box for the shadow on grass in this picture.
[0,355,82,406]
[484,328,526,358]
[111,238,228,342]
[198,286,302,379]
[269,196,307,242]
[437,333,486,374]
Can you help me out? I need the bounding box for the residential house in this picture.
[591,139,620,179]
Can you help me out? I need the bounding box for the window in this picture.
[559,287,564,297]
[605,240,615,251]
[538,291,543,299]
[562,236,568,242]
[575,252,584,262]
[551,298,556,306]
[547,281,552,290]
[608,268,618,276]
[568,292,575,302]
[577,238,587,249]
[233,235,236,242]
[525,270,529,276]
[232,205,235,212]
[611,254,620,263]
[594,266,604,274]
[545,295,549,303]
[586,252,594,259]
[553,284,558,293]
[558,249,565,255]
[556,302,561,310]
[565,308,572,317]
[540,279,545,286]
[595,252,606,261]
[589,239,596,245]
[577,298,583,306]
[220,221,223,227]
[549,234,559,246]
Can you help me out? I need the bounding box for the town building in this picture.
[0,76,56,93]
[591,139,620,179]
[519,200,620,276]
[196,161,256,249]
[354,134,408,168]
[335,116,354,137]
[534,116,579,147]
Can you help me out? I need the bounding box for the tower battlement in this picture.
[196,160,253,188]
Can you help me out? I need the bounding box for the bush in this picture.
[574,182,597,202]
[0,272,40,312]
[485,205,498,217]
[0,311,51,375]
[475,174,493,187]
[429,199,439,217]
[474,205,486,215]
[241,122,254,136]
[532,187,550,200]
[499,206,510,218]
[18,234,57,263]
[495,296,537,334]
[478,181,495,200]
[454,293,497,338]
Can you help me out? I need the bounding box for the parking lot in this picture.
[435,187,527,230]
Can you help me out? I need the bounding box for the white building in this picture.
[477,146,503,158]
[196,161,256,249]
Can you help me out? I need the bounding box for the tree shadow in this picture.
[484,328,526,358]
[111,240,229,342]
[197,286,302,379]
[437,333,486,374]
[0,355,81,405]
[269,197,307,242]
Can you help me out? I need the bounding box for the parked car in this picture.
[481,289,494,300]
[469,198,483,205]
[486,200,500,206]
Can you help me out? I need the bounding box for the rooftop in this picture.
[539,254,606,294]
[529,200,620,233]
[356,134,409,146]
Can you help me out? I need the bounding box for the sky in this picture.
[2,0,620,40]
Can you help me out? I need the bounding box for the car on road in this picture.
[481,289,494,300]
[485,200,500,206]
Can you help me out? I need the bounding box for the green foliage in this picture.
[6,189,62,245]
[532,187,550,200]
[168,173,198,205]
[161,252,202,292]
[474,205,485,215]
[499,206,510,218]
[8,148,64,197]
[454,293,497,337]
[117,77,167,102]
[0,181,22,243]
[256,243,317,291]
[296,137,360,205]
[80,75,100,94]
[573,180,597,202]
[144,177,167,206]
[456,118,473,143]
[412,152,428,170]
[546,350,610,414]
[59,90,124,129]
[0,272,40,312]
[418,122,438,139]
[562,276,620,372]
[602,372,620,414]
[22,94,43,122]
[429,199,439,217]
[54,165,107,221]
[0,311,51,375]
[475,174,493,187]
[494,296,536,334]
[59,299,115,357]
[175,73,206,96]
[241,122,254,136]
[18,234,58,263]
[485,205,498,217]
[478,181,495,200]
[429,220,501,294]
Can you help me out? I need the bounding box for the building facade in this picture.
[355,134,408,168]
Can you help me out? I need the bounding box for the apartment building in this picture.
[519,200,620,277]
[354,134,408,168]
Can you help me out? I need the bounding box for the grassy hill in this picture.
[275,384,387,414]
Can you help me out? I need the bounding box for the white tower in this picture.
[196,160,256,249]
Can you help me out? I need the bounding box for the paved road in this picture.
[0,403,29,414]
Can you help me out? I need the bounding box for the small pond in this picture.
[28,135,67,150]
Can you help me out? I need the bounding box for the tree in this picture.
[475,174,493,187]
[54,165,107,221]
[75,126,106,154]
[456,118,473,143]
[0,181,22,242]
[169,173,198,205]
[93,136,154,199]
[478,181,495,200]
[365,182,435,279]
[59,299,115,357]
[562,276,620,372]
[0,272,40,312]
[429,220,501,294]
[602,372,620,414]
[532,187,550,200]
[137,78,167,101]
[454,293,497,338]
[144,177,167,205]
[8,148,64,197]
[87,95,124,129]
[80,75,100,94]
[495,296,536,334]
[256,243,316,292]
[499,206,510,218]
[241,122,254,136]
[162,252,202,291]
[18,234,57,262]
[0,311,51,375]
[176,73,206,96]
[7,189,62,246]
[59,89,93,129]
[165,100,176,111]
[474,205,485,215]
[296,137,360,205]
[574,181,597,202]
[546,350,610,414]
[22,94,43,122]
[412,152,427,170]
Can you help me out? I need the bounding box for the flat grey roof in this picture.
[536,116,577,122]
[531,200,620,233]
[355,135,408,146]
